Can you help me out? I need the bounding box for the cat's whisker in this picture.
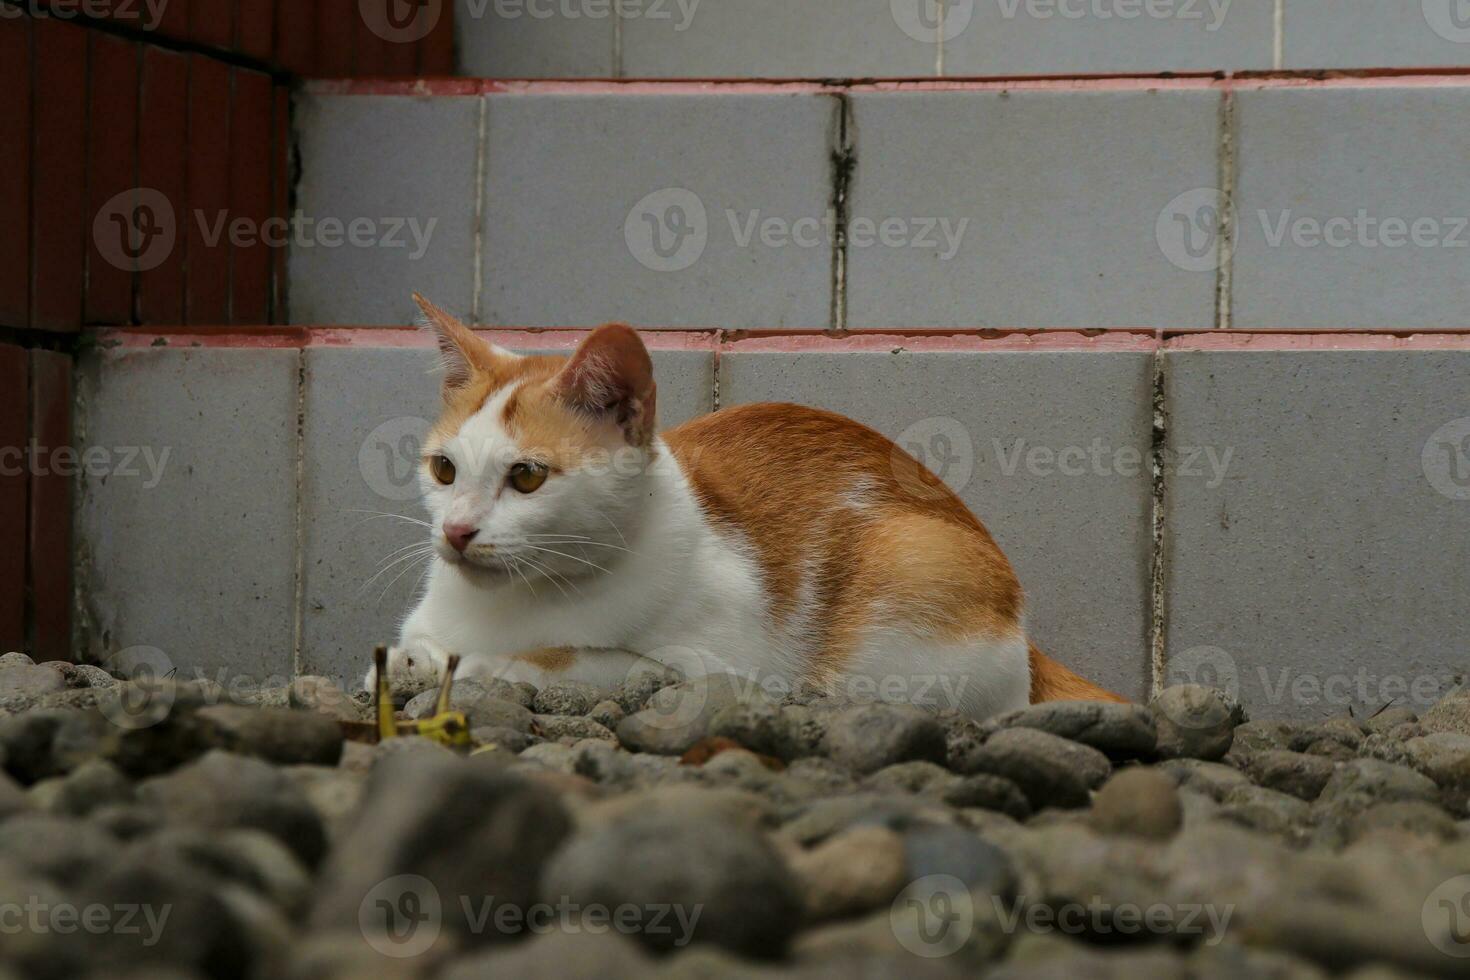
[372,539,436,569]
[499,556,536,597]
[593,507,630,547]
[520,544,612,576]
[518,553,576,598]
[378,552,433,604]
[345,508,433,528]
[525,535,638,556]
[358,546,436,594]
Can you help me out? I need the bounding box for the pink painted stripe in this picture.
[722,331,1159,353]
[1165,332,1470,351]
[95,327,721,352]
[305,72,1470,99]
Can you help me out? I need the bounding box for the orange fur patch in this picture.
[664,403,1025,679]
[1028,643,1126,703]
[518,646,576,673]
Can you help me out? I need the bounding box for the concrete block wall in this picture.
[291,76,1470,331]
[74,329,1470,719]
[455,0,1470,78]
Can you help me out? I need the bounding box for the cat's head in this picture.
[411,293,658,583]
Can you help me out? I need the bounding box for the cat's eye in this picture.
[508,461,549,494]
[428,454,456,485]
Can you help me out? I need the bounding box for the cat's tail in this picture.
[1028,642,1127,703]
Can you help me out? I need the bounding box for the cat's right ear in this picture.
[412,293,505,394]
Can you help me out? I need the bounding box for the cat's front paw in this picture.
[364,641,449,698]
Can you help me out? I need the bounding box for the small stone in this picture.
[441,930,651,980]
[1289,717,1364,753]
[957,727,1110,808]
[27,758,134,815]
[613,674,754,756]
[864,760,956,795]
[540,809,802,956]
[1149,685,1244,761]
[588,699,625,730]
[941,773,1032,820]
[788,824,907,921]
[1358,733,1415,766]
[193,705,344,767]
[1363,706,1418,734]
[1228,719,1296,755]
[515,742,578,773]
[1157,759,1252,801]
[279,765,365,844]
[534,714,617,745]
[1403,732,1470,799]
[0,811,117,884]
[312,751,571,944]
[533,680,603,717]
[0,769,27,819]
[405,681,534,732]
[820,704,947,776]
[1346,801,1459,845]
[1090,767,1183,839]
[471,726,541,753]
[0,663,66,706]
[1316,758,1441,811]
[1214,784,1310,836]
[708,699,801,760]
[137,750,329,866]
[571,740,641,786]
[0,652,34,668]
[989,700,1157,758]
[1423,686,1470,736]
[1243,750,1338,801]
[288,676,366,723]
[903,824,1018,898]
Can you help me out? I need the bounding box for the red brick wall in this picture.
[0,0,455,659]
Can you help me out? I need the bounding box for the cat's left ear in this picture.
[553,324,658,446]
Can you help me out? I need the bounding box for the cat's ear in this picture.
[552,324,658,446]
[412,292,505,393]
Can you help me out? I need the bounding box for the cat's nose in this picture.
[443,523,479,553]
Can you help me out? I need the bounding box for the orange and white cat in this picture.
[375,294,1120,717]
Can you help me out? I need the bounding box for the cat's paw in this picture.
[364,641,449,699]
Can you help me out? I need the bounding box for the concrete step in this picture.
[291,76,1470,331]
[75,328,1470,719]
[453,0,1470,79]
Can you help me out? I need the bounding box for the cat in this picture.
[372,294,1122,717]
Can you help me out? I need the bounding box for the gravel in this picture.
[2,664,1470,977]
